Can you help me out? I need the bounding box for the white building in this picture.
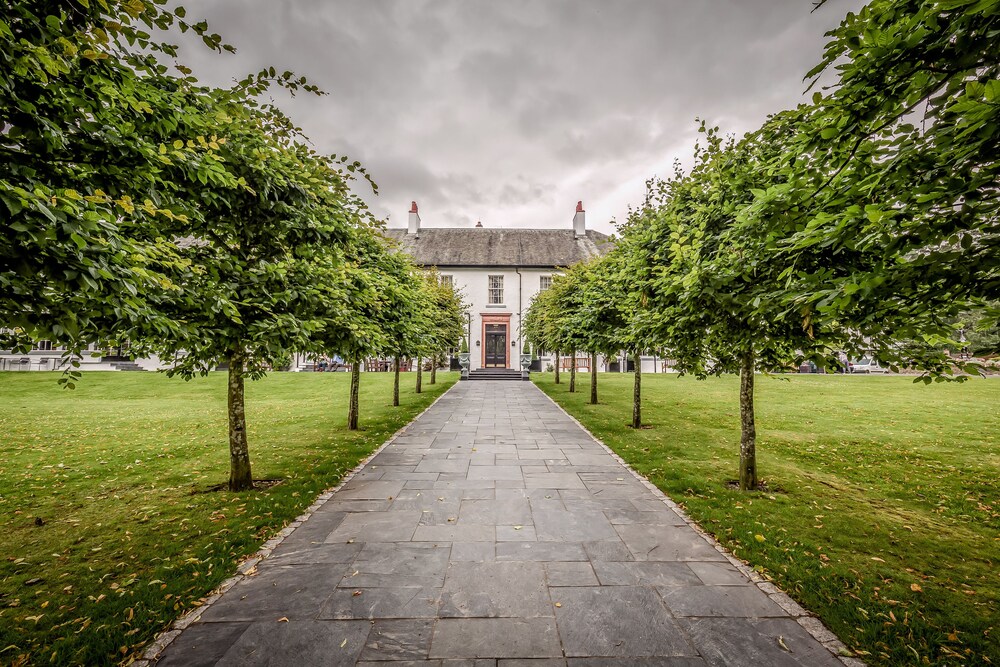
[383,201,612,372]
[0,341,168,372]
[4,201,675,374]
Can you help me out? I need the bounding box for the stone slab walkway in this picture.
[153,381,848,666]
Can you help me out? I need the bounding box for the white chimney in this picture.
[408,201,420,235]
[573,201,585,238]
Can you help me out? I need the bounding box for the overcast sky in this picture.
[171,1,862,235]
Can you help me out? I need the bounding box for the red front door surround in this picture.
[481,313,511,369]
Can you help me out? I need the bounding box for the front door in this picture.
[484,324,507,368]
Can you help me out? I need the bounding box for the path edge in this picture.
[135,380,462,666]
[530,380,865,667]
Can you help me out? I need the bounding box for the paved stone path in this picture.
[154,381,846,666]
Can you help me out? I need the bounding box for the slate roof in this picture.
[381,228,612,268]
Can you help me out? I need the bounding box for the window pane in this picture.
[488,275,503,304]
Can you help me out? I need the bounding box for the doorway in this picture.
[484,324,507,368]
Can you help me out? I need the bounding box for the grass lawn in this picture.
[534,372,998,666]
[0,370,457,666]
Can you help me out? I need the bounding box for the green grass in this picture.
[0,371,456,666]
[534,372,999,666]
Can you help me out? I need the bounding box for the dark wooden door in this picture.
[484,324,507,368]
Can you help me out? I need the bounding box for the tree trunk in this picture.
[227,350,252,491]
[430,353,437,385]
[632,352,642,429]
[589,352,598,404]
[393,355,400,407]
[416,356,422,394]
[569,350,576,393]
[554,351,561,384]
[739,351,757,491]
[348,359,361,430]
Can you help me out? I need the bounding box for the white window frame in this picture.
[440,274,454,288]
[539,275,553,291]
[488,275,504,305]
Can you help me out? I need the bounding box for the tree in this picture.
[523,274,571,387]
[750,0,998,377]
[545,261,608,405]
[375,244,427,408]
[312,233,417,431]
[136,89,370,488]
[412,269,465,392]
[622,122,869,490]
[1,1,243,380]
[581,241,651,427]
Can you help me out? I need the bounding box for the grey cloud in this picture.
[168,0,864,234]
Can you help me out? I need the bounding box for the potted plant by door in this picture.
[458,338,471,380]
[520,342,533,380]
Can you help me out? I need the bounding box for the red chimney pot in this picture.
[576,201,584,212]
[410,201,418,213]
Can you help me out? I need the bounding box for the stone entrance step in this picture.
[468,368,523,381]
[110,362,146,371]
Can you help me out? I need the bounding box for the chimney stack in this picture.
[573,201,585,238]
[408,201,420,235]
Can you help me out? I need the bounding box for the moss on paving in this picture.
[0,371,456,666]
[535,372,998,666]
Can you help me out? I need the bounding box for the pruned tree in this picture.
[136,89,370,489]
[412,269,465,392]
[749,0,997,378]
[622,121,867,490]
[577,243,650,425]
[0,1,244,382]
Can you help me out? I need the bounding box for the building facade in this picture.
[383,201,611,372]
[2,201,633,374]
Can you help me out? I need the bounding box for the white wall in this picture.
[0,347,171,372]
[441,267,556,371]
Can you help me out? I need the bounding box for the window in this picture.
[539,275,553,291]
[488,275,504,304]
[440,274,453,288]
[34,340,54,351]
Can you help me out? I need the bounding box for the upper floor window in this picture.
[539,275,553,291]
[34,340,54,351]
[488,275,504,304]
[440,274,454,288]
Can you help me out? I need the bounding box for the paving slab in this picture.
[154,381,848,666]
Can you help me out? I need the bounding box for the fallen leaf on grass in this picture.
[910,583,923,592]
[754,534,765,543]
[871,557,885,563]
